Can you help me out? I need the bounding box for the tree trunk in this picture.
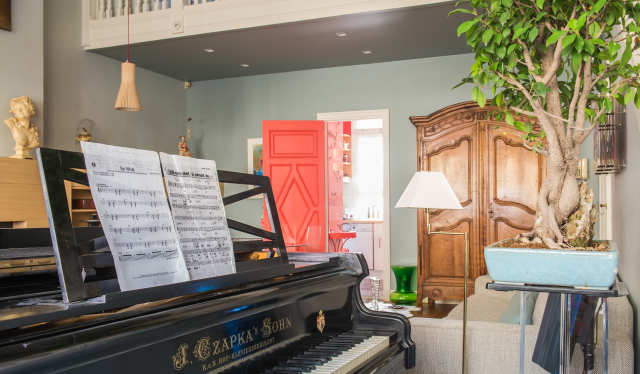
[519,155,580,248]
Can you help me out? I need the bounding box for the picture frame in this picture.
[247,138,263,198]
[0,0,10,32]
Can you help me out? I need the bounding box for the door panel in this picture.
[421,122,478,300]
[326,121,344,234]
[263,120,326,252]
[485,123,544,257]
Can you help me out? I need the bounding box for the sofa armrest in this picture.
[409,317,633,374]
[472,275,516,300]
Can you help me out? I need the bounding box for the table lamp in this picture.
[395,171,469,374]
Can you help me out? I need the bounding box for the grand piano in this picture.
[0,148,415,374]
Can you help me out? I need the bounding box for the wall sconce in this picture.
[594,102,626,174]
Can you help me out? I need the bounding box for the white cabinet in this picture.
[342,221,384,271]
[372,222,384,270]
[342,223,374,270]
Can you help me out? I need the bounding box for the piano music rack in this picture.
[35,147,291,304]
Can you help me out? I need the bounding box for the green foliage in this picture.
[452,0,640,147]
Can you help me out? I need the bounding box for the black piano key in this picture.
[289,358,324,366]
[270,366,308,373]
[250,333,347,374]
[298,353,330,361]
[285,363,316,372]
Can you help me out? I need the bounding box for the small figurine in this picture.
[178,127,192,157]
[4,96,40,159]
[76,127,92,143]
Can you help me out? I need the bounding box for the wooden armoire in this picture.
[410,102,545,303]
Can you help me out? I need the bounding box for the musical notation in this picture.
[81,143,236,290]
[160,153,236,280]
[169,193,219,200]
[101,199,161,208]
[167,181,217,191]
[113,239,175,250]
[170,204,221,210]
[117,249,180,262]
[179,236,230,244]
[111,225,173,234]
[82,142,190,291]
[173,215,226,222]
[176,226,222,233]
[96,186,162,198]
[106,213,167,221]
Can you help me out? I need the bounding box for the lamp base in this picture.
[390,291,417,305]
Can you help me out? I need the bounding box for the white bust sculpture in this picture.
[4,96,40,159]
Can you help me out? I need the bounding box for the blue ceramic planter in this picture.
[485,240,618,289]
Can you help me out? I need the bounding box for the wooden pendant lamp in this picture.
[114,0,141,112]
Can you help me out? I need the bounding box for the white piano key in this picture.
[309,335,389,374]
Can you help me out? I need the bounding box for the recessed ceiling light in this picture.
[362,50,373,55]
[203,48,215,53]
[336,32,347,37]
[240,64,250,68]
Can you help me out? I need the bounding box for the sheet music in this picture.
[160,153,236,279]
[81,142,189,291]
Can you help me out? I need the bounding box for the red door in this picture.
[263,120,327,252]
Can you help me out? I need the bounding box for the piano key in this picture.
[307,335,389,374]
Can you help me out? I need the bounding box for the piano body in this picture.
[0,148,415,374]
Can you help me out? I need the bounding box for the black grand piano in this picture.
[0,148,414,374]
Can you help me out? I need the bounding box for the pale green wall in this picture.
[0,0,43,157]
[44,0,186,154]
[615,106,640,372]
[186,54,476,265]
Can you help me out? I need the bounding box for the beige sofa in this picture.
[409,276,634,374]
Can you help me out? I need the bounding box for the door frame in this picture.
[599,174,614,240]
[317,109,391,299]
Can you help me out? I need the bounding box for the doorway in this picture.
[317,109,390,300]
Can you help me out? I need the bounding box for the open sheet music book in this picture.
[81,142,236,291]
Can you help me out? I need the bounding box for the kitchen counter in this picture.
[343,219,383,224]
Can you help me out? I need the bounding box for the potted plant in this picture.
[452,0,640,287]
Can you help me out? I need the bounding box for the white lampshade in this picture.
[395,171,462,209]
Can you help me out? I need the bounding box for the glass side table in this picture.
[486,279,627,374]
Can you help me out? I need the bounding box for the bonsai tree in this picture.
[453,0,640,248]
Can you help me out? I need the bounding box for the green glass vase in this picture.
[390,265,417,305]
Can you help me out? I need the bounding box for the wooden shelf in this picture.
[72,209,96,213]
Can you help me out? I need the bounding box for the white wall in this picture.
[0,0,44,157]
[186,54,476,266]
[44,0,186,154]
[614,106,640,372]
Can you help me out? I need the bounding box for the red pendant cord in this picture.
[127,0,130,61]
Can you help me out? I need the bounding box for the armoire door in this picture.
[483,122,545,267]
[417,111,480,302]
[262,120,326,252]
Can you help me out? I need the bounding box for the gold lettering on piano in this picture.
[193,337,212,362]
[201,337,277,372]
[172,343,191,371]
[262,316,292,338]
[170,316,293,372]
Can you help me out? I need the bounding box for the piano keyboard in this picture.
[262,332,390,374]
[216,331,391,374]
